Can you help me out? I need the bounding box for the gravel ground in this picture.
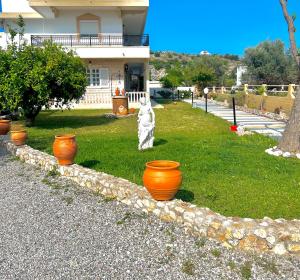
[1,145,300,280]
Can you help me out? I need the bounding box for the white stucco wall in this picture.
[1,0,36,13]
[3,10,123,35]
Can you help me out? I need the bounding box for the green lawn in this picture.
[20,101,300,219]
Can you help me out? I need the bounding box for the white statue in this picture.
[138,97,155,151]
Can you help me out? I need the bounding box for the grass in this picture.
[240,262,252,279]
[20,101,300,219]
[181,259,195,276]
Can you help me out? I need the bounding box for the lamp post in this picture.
[230,86,238,131]
[204,87,209,113]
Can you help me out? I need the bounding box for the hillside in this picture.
[149,51,240,81]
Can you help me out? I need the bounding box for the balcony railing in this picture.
[31,34,149,47]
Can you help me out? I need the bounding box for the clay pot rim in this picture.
[0,120,10,123]
[11,129,27,133]
[55,134,76,140]
[146,160,180,170]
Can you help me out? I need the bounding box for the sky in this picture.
[0,0,299,56]
[145,0,300,55]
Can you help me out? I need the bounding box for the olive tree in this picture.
[243,40,298,84]
[278,0,300,153]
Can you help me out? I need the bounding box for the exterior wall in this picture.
[0,10,150,60]
[74,47,150,59]
[1,0,36,13]
[74,58,149,109]
[2,9,123,37]
[246,94,294,115]
[236,66,247,86]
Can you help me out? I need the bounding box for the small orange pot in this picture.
[53,135,77,166]
[11,130,27,146]
[0,120,11,135]
[143,160,182,201]
[129,108,136,114]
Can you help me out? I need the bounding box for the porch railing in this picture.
[31,34,150,47]
[79,91,149,105]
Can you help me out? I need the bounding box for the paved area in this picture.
[186,99,286,140]
[1,145,300,279]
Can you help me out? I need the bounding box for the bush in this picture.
[179,90,192,99]
[157,90,172,99]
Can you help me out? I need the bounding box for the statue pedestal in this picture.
[112,96,129,116]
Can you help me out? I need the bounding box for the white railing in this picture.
[208,84,299,96]
[77,90,149,108]
[79,88,112,105]
[127,92,149,103]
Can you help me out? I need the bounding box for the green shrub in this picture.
[179,90,192,99]
[157,90,172,99]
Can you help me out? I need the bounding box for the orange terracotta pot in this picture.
[129,108,136,114]
[143,160,182,201]
[11,130,27,146]
[0,120,11,135]
[53,135,77,166]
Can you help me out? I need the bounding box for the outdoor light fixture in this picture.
[230,86,238,131]
[191,89,194,107]
[204,87,209,113]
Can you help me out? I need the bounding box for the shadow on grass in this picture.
[154,98,180,105]
[33,112,116,130]
[154,138,168,147]
[80,160,101,168]
[176,189,195,203]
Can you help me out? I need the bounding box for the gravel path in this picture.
[1,145,300,280]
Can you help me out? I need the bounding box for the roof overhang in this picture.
[0,12,43,19]
[28,0,149,8]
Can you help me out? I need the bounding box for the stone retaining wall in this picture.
[1,139,300,256]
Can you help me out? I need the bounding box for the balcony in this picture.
[31,34,150,47]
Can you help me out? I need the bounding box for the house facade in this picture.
[0,0,150,108]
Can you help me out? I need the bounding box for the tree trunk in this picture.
[25,116,35,127]
[24,106,41,127]
[278,87,300,153]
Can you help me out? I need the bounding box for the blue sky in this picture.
[0,0,298,55]
[145,0,300,55]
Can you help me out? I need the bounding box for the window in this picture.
[80,20,99,35]
[86,68,110,88]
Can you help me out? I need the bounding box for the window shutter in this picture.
[100,68,110,88]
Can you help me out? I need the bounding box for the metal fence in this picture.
[31,34,150,47]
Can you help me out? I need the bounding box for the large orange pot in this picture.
[53,135,77,166]
[0,120,11,135]
[143,160,182,201]
[11,130,27,146]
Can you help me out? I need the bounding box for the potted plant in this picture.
[115,87,120,96]
[0,119,11,135]
[53,135,78,166]
[143,160,182,201]
[10,125,27,146]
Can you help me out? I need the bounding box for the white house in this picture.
[0,0,150,108]
[236,65,247,86]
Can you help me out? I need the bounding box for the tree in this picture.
[160,68,184,90]
[243,40,298,84]
[0,18,87,126]
[278,0,300,153]
[191,67,215,93]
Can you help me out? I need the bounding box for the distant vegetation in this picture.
[242,40,299,85]
[150,39,299,90]
[150,51,239,91]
